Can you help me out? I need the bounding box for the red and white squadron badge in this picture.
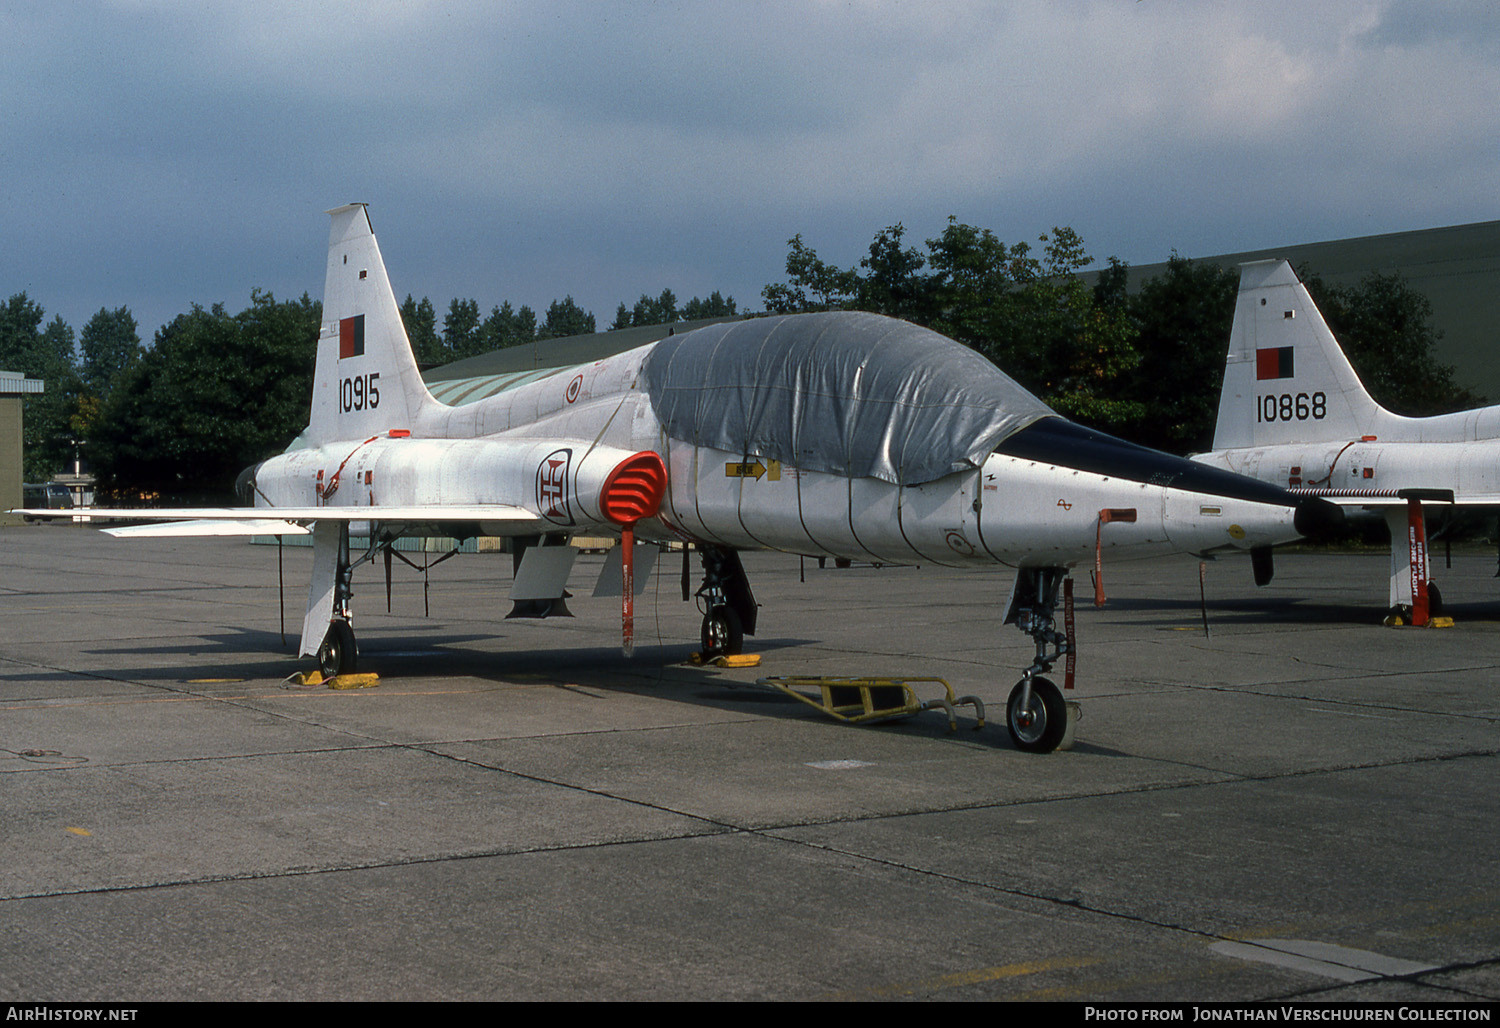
[536,448,574,526]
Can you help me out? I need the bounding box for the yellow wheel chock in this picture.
[284,670,381,689]
[757,676,985,732]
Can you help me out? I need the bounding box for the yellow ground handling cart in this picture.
[757,676,986,732]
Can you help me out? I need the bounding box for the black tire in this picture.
[700,605,743,657]
[1007,676,1067,753]
[318,620,357,678]
[1427,582,1443,616]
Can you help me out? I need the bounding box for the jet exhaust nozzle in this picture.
[1292,496,1345,540]
[234,462,263,505]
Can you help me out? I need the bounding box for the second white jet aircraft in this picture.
[1196,259,1494,624]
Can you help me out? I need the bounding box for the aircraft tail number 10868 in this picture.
[1197,259,1500,625]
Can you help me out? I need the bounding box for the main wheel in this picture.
[700,605,743,657]
[318,620,357,678]
[1007,676,1067,753]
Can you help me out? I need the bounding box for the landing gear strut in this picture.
[1003,567,1075,753]
[313,522,371,678]
[695,546,756,658]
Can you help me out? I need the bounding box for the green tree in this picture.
[610,288,682,329]
[639,288,678,326]
[760,220,1142,433]
[761,234,859,312]
[612,289,738,329]
[0,293,84,478]
[30,317,85,478]
[399,295,442,366]
[1119,255,1239,454]
[923,222,1142,431]
[856,223,930,321]
[682,292,737,320]
[1299,268,1484,416]
[479,301,538,350]
[87,291,320,502]
[442,298,483,360]
[78,306,141,400]
[0,293,46,368]
[537,296,595,340]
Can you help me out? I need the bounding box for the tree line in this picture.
[760,219,1481,454]
[0,220,1474,502]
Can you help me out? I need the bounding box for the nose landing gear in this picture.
[1004,567,1078,753]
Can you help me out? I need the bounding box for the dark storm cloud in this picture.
[1,1,1496,349]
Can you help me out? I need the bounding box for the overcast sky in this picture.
[4,1,1498,345]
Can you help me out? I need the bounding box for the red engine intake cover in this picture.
[600,451,667,526]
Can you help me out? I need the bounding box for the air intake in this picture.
[601,452,667,525]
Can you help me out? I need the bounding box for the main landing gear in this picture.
[317,524,360,678]
[313,522,394,679]
[318,618,356,679]
[695,546,756,659]
[1004,567,1077,753]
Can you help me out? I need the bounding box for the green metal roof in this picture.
[423,316,745,383]
[1101,220,1500,400]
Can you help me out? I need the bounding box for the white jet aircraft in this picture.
[19,206,1341,752]
[1194,259,1495,624]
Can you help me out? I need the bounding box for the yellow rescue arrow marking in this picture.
[725,459,780,481]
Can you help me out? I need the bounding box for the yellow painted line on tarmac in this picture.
[1000,961,1237,1001]
[823,954,1101,1000]
[1411,911,1500,938]
[1222,886,1500,945]
[64,827,91,837]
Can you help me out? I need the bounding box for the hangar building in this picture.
[1,371,44,522]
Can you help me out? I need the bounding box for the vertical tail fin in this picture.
[307,204,438,445]
[1212,260,1395,450]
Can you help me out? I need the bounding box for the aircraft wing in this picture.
[12,504,543,538]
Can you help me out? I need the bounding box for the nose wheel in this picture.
[1006,675,1066,752]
